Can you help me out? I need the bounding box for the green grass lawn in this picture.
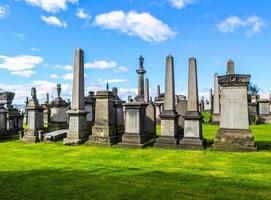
[1,118,271,199]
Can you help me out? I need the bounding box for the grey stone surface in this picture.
[145,103,156,139]
[144,78,150,102]
[0,103,9,140]
[64,49,89,145]
[44,129,68,142]
[180,57,206,149]
[113,89,125,142]
[176,100,187,136]
[226,59,235,75]
[118,102,151,148]
[213,74,256,151]
[155,55,179,148]
[211,73,220,124]
[85,91,95,129]
[135,56,146,102]
[257,99,271,123]
[88,90,118,146]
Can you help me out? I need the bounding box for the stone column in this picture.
[226,59,235,75]
[88,90,118,146]
[64,48,89,145]
[157,85,160,98]
[209,88,213,113]
[211,73,220,124]
[21,88,44,143]
[135,56,146,102]
[212,74,256,151]
[144,78,150,102]
[155,55,179,148]
[179,57,206,149]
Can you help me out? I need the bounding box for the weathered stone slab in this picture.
[44,129,68,142]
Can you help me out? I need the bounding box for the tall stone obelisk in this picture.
[211,73,220,124]
[155,55,179,148]
[179,57,206,149]
[144,78,150,102]
[135,56,146,102]
[64,48,89,145]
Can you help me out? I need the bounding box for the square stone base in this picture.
[179,137,206,149]
[118,133,152,148]
[87,135,119,146]
[212,128,257,152]
[20,131,39,144]
[155,136,179,149]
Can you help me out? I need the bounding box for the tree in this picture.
[248,83,260,95]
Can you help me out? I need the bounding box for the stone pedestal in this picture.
[64,110,89,145]
[258,99,271,123]
[88,91,118,146]
[21,98,44,144]
[118,102,151,148]
[212,74,256,151]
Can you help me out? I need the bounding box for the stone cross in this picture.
[144,78,150,102]
[226,59,235,75]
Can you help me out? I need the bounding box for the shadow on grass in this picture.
[0,168,270,200]
[256,141,271,151]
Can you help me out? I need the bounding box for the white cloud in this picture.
[11,70,36,77]
[118,66,128,72]
[23,0,78,13]
[50,74,59,79]
[56,64,73,71]
[217,15,265,37]
[105,79,127,83]
[14,33,25,40]
[30,47,42,52]
[41,15,67,28]
[85,60,118,69]
[0,80,72,104]
[76,8,90,20]
[94,10,176,42]
[0,5,10,19]
[168,0,195,9]
[0,54,43,71]
[62,72,73,80]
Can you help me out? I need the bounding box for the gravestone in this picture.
[176,99,187,137]
[85,91,95,130]
[88,90,118,146]
[0,100,8,140]
[145,102,156,139]
[179,57,206,149]
[155,55,179,148]
[118,101,151,148]
[50,84,69,129]
[211,73,220,124]
[112,87,125,142]
[258,99,271,123]
[212,74,256,151]
[21,87,44,143]
[64,48,89,145]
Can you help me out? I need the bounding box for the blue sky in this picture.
[0,0,270,103]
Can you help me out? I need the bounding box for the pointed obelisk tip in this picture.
[167,54,173,58]
[106,82,109,90]
[189,56,196,60]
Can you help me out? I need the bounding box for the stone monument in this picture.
[85,91,95,129]
[21,87,44,143]
[155,55,179,148]
[144,78,150,102]
[64,48,89,145]
[226,59,235,75]
[145,100,156,140]
[179,57,206,149]
[88,90,118,146]
[50,84,69,129]
[211,73,220,124]
[134,56,146,102]
[0,97,8,140]
[176,98,187,137]
[212,74,256,151]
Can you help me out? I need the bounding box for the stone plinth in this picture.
[50,100,69,129]
[0,105,9,141]
[88,90,118,146]
[21,99,44,143]
[118,102,151,148]
[258,99,271,123]
[212,74,256,151]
